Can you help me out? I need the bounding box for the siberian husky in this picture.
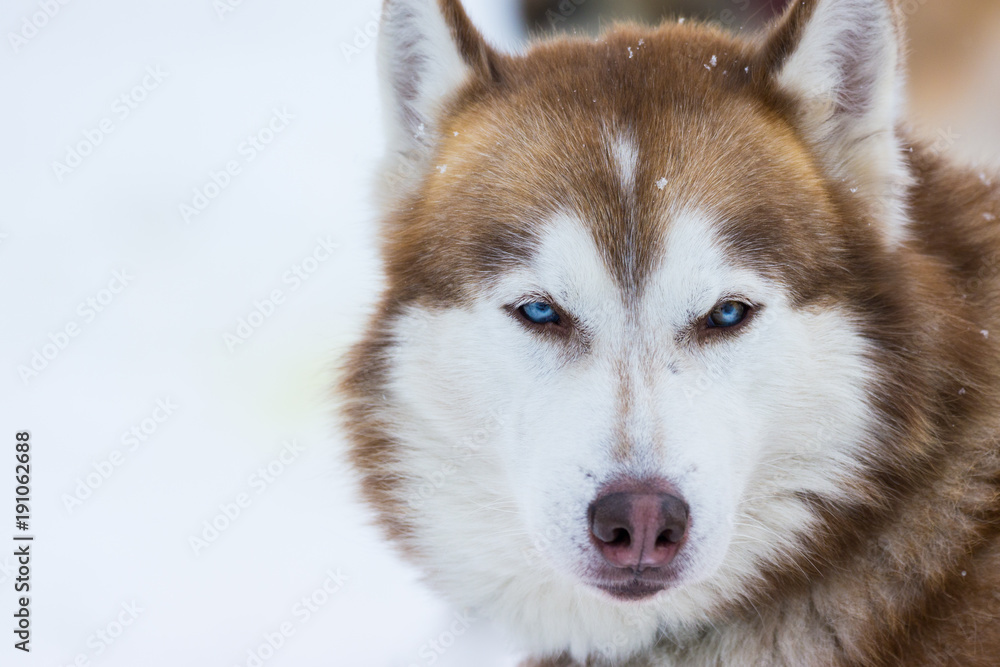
[339,0,1000,664]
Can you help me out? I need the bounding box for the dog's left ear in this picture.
[760,0,909,243]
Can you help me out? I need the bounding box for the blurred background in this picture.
[0,1,996,667]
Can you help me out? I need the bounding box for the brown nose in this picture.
[589,489,689,571]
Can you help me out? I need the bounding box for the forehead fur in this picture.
[383,22,887,306]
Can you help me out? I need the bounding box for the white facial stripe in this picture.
[610,132,639,197]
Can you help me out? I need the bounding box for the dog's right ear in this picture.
[378,0,499,194]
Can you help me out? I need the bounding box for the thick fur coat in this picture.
[339,0,1000,664]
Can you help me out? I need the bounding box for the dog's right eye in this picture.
[707,301,750,329]
[520,302,561,325]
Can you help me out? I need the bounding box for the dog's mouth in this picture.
[593,579,668,601]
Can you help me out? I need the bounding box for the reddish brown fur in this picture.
[340,0,1000,664]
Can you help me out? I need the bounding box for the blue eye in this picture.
[520,302,560,325]
[707,301,750,328]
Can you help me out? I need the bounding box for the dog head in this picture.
[342,0,928,660]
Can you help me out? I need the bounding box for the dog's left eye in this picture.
[520,302,561,325]
[706,301,750,328]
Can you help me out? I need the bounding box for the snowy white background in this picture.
[0,1,526,665]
